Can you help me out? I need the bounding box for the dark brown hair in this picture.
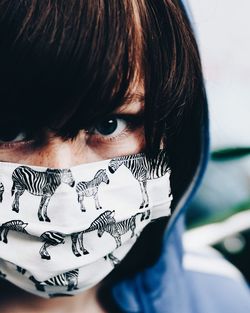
[0,0,205,202]
[0,0,206,297]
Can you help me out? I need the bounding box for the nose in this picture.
[24,131,99,168]
[30,137,84,168]
[108,166,115,174]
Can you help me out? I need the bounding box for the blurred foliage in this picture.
[186,147,250,282]
[186,147,250,229]
[212,147,250,161]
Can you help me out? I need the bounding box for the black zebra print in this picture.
[71,210,115,257]
[99,211,149,247]
[0,181,4,203]
[104,253,121,268]
[29,269,79,292]
[108,151,169,209]
[38,209,149,260]
[39,231,65,260]
[11,166,75,222]
[76,169,109,212]
[71,210,148,255]
[0,220,28,244]
[16,266,27,275]
[0,270,6,279]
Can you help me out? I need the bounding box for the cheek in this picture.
[0,145,34,164]
[0,128,146,167]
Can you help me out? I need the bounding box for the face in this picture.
[0,95,145,168]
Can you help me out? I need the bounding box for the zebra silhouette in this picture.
[39,231,65,260]
[71,210,116,257]
[72,210,147,255]
[11,166,75,222]
[29,269,79,292]
[0,181,4,202]
[16,266,26,275]
[39,230,88,259]
[39,211,133,259]
[71,232,90,257]
[76,169,109,212]
[0,220,28,244]
[104,253,121,268]
[39,230,89,259]
[108,151,169,209]
[98,211,149,247]
[0,270,6,279]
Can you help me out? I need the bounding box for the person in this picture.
[0,1,249,313]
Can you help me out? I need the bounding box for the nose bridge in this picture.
[33,136,85,169]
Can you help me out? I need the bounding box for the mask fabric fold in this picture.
[0,150,172,298]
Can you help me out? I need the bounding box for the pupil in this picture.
[96,119,117,135]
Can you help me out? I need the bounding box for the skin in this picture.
[0,282,105,313]
[0,3,146,311]
[0,98,145,313]
[0,100,145,166]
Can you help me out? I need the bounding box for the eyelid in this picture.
[111,112,144,123]
[0,138,35,149]
[86,112,144,134]
[85,113,144,146]
[0,128,38,149]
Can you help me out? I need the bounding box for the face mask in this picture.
[0,150,172,298]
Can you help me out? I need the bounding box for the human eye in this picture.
[87,114,144,142]
[0,127,31,148]
[93,117,127,137]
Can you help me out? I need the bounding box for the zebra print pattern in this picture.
[71,232,89,257]
[29,269,79,292]
[0,270,6,279]
[16,266,27,275]
[39,230,88,259]
[98,211,149,247]
[0,220,28,244]
[39,210,142,258]
[104,253,121,268]
[72,210,147,255]
[40,211,116,258]
[108,150,169,209]
[71,210,115,257]
[39,231,65,260]
[76,169,109,212]
[0,181,4,203]
[11,166,75,222]
[83,210,116,232]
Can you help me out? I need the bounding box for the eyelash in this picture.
[87,114,144,142]
[0,136,33,149]
[0,114,144,149]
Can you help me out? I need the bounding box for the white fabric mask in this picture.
[0,151,172,298]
